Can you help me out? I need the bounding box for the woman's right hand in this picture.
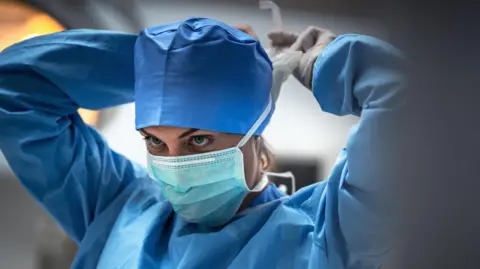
[268,27,336,90]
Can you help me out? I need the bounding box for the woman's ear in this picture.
[261,153,269,170]
[255,136,272,171]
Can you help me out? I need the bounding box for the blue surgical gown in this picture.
[0,30,405,268]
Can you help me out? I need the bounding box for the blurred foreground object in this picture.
[0,1,100,125]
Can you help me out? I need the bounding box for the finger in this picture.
[291,27,322,51]
[292,27,336,52]
[235,25,259,39]
[268,31,298,47]
[268,31,296,47]
[314,31,337,46]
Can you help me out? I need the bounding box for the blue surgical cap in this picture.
[134,17,274,135]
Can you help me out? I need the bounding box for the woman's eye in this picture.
[145,136,164,147]
[191,135,211,147]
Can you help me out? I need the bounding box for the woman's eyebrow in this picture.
[178,128,199,139]
[139,128,200,139]
[139,129,153,137]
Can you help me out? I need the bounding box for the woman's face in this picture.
[142,26,267,209]
[141,126,265,195]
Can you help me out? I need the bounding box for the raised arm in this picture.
[270,28,405,267]
[312,33,405,265]
[0,30,150,243]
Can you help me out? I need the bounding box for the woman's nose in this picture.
[166,145,184,157]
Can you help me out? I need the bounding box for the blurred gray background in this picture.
[0,0,388,268]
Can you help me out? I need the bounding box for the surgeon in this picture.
[0,17,405,268]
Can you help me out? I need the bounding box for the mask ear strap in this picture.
[250,174,270,192]
[237,97,273,148]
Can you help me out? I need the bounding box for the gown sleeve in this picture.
[0,30,150,243]
[311,34,406,267]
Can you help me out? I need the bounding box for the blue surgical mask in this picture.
[148,98,273,227]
